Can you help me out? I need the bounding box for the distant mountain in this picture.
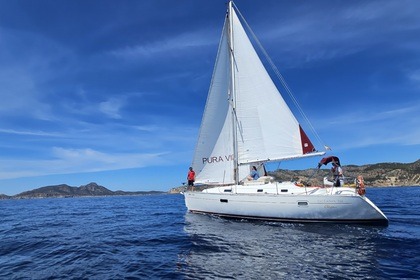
[0,182,164,199]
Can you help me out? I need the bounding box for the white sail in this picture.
[192,4,321,184]
[230,8,316,164]
[192,17,235,184]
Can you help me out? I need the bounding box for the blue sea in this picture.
[1,187,419,279]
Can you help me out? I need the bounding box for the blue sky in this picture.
[0,0,419,195]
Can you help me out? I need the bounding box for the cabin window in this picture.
[281,189,288,193]
[220,199,228,203]
[257,189,263,193]
[224,189,232,192]
[298,201,308,206]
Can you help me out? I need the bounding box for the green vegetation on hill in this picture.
[270,160,420,187]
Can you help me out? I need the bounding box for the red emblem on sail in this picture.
[299,125,315,154]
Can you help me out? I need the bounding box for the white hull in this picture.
[184,182,388,225]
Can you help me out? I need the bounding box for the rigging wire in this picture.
[232,2,329,151]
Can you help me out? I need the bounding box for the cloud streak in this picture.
[315,104,420,150]
[0,147,171,180]
[260,0,420,67]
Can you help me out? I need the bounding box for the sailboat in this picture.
[184,1,388,226]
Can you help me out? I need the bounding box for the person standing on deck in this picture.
[187,167,196,190]
[331,161,344,187]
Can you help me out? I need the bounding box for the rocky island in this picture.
[0,182,164,199]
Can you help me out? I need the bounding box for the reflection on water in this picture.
[180,188,420,279]
[182,213,390,279]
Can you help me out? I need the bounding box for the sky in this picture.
[0,0,419,195]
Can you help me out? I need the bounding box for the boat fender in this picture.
[356,175,366,196]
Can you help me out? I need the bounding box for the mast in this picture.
[228,1,239,184]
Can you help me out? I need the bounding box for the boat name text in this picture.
[203,154,234,164]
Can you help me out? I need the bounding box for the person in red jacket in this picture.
[187,167,196,190]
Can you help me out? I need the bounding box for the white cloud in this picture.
[326,105,419,126]
[408,69,420,88]
[0,118,198,180]
[316,104,420,150]
[109,29,216,60]
[0,147,170,180]
[99,97,125,119]
[260,0,420,66]
[0,26,76,121]
[0,128,64,137]
[133,125,159,132]
[0,65,52,119]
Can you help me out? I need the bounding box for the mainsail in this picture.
[191,16,236,184]
[192,3,323,184]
